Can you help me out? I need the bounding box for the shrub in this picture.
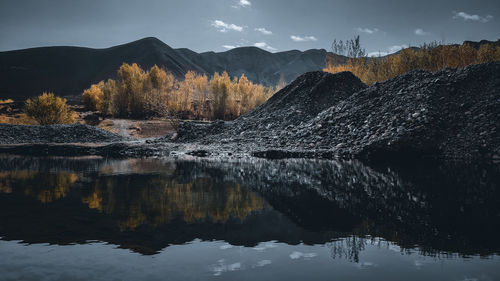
[24,92,76,125]
[478,44,497,63]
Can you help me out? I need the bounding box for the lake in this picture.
[0,155,499,281]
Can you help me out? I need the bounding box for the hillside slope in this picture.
[0,37,332,99]
[176,47,330,86]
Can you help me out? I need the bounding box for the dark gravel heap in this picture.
[176,71,366,143]
[284,62,500,160]
[177,62,500,161]
[0,123,126,144]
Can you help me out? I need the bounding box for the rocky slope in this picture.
[176,62,500,161]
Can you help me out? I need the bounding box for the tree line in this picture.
[83,63,280,120]
[324,37,500,85]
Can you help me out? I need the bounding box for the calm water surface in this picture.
[0,155,499,281]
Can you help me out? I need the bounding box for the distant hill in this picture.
[0,37,335,100]
[388,39,500,57]
[462,39,500,49]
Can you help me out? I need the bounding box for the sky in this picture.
[0,0,499,55]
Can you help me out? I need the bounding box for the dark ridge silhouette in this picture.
[0,37,334,100]
[378,39,500,58]
[462,39,500,49]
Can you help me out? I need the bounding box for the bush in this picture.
[24,92,76,125]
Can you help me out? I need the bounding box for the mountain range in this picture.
[1,37,497,101]
[0,37,333,100]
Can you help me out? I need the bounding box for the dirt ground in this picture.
[0,102,176,139]
[97,119,176,139]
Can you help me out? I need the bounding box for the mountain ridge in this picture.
[0,37,333,100]
[1,37,497,100]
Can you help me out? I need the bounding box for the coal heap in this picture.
[177,62,500,161]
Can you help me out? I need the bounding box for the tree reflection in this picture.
[0,165,267,231]
[328,236,367,263]
[0,170,78,203]
[88,177,267,231]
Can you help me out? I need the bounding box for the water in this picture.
[0,155,499,281]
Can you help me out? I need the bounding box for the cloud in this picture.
[219,244,233,249]
[368,44,409,57]
[222,45,237,50]
[355,262,377,269]
[367,51,389,57]
[210,260,242,276]
[254,42,277,51]
[255,27,273,35]
[232,0,251,8]
[255,260,272,267]
[211,20,243,32]
[414,28,429,36]
[356,27,379,34]
[289,251,318,259]
[453,11,493,23]
[388,44,409,53]
[252,243,277,251]
[290,35,317,42]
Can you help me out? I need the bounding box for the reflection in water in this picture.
[0,170,78,203]
[0,155,499,262]
[328,236,367,263]
[82,176,267,231]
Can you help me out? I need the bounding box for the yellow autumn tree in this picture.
[82,81,104,111]
[116,63,147,117]
[191,73,209,118]
[144,65,175,116]
[237,74,252,115]
[209,72,232,120]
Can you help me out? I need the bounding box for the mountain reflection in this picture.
[0,155,499,258]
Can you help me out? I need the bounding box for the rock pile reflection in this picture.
[0,155,498,257]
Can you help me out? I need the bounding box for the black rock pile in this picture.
[285,63,500,160]
[177,62,500,161]
[0,123,126,144]
[176,71,366,144]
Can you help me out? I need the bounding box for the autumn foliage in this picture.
[82,63,277,120]
[324,42,500,85]
[23,92,76,125]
